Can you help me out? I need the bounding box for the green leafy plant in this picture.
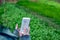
[17,1,60,25]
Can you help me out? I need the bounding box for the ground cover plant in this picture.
[17,1,60,25]
[0,6,4,16]
[0,5,4,24]
[1,3,60,40]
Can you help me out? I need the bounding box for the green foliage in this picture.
[1,3,60,40]
[17,1,60,24]
[0,6,4,24]
[0,6,4,16]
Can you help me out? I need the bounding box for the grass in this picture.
[1,3,60,40]
[17,1,60,25]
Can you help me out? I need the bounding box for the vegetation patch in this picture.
[17,1,60,25]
